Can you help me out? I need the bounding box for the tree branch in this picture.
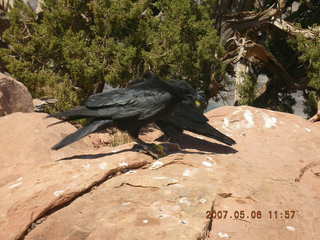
[309,101,320,122]
[272,19,320,40]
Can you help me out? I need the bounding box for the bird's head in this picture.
[138,72,201,106]
[142,71,159,81]
[166,79,197,104]
[194,90,208,112]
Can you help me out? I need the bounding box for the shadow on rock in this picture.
[56,149,132,161]
[57,134,237,161]
[156,133,238,154]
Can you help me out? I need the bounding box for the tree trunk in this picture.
[216,0,319,108]
[309,101,320,122]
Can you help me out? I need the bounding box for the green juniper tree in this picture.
[0,0,224,112]
[292,35,320,118]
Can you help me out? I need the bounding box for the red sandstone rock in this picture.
[0,73,33,116]
[0,106,319,240]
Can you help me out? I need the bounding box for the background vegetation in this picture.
[0,0,319,118]
[0,0,223,112]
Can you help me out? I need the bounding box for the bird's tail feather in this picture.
[194,124,236,146]
[52,119,114,150]
[47,106,99,122]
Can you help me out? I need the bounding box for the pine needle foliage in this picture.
[0,0,224,112]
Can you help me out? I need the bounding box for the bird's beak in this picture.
[195,100,202,108]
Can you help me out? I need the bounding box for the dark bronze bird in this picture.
[155,93,236,146]
[49,72,196,158]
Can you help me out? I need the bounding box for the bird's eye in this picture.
[195,100,202,107]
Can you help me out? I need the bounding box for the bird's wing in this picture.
[161,102,236,146]
[86,88,135,108]
[52,119,114,150]
[135,89,172,120]
[86,88,173,120]
[171,101,209,123]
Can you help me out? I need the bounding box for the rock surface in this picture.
[0,106,320,240]
[32,98,58,112]
[0,73,33,116]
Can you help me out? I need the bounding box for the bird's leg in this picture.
[167,134,181,144]
[157,135,182,153]
[156,121,182,148]
[159,133,182,152]
[157,133,180,143]
[132,137,166,159]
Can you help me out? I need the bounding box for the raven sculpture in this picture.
[49,72,196,158]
